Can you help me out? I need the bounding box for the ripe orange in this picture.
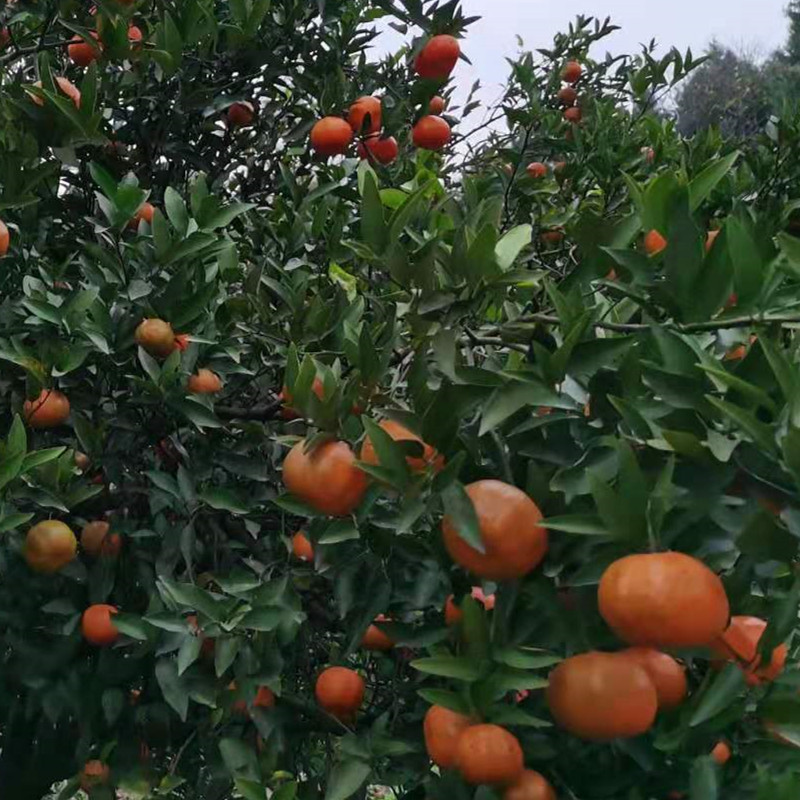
[361,616,394,651]
[82,603,119,646]
[540,229,564,246]
[283,439,367,516]
[81,521,122,557]
[135,318,175,358]
[188,369,222,394]
[412,115,451,150]
[68,33,101,66]
[445,588,496,625]
[504,770,557,800]
[291,530,314,561]
[423,705,473,768]
[232,682,276,713]
[598,552,730,648]
[315,666,364,720]
[621,647,687,710]
[0,219,8,256]
[311,117,353,156]
[711,741,731,765]
[360,418,444,474]
[130,201,155,228]
[710,616,788,686]
[563,106,582,124]
[547,651,658,740]
[74,451,91,471]
[644,229,668,256]
[25,520,77,573]
[360,135,398,165]
[429,95,446,114]
[414,34,460,80]
[455,724,524,786]
[706,229,720,252]
[562,60,582,84]
[526,162,548,179]
[442,480,547,580]
[30,77,81,108]
[80,760,110,791]
[23,388,70,428]
[128,24,143,46]
[724,344,747,362]
[227,101,255,127]
[348,96,382,134]
[557,86,577,106]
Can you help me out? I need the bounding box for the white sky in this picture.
[453,0,788,100]
[378,1,789,113]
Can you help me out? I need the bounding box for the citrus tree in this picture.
[2,2,800,800]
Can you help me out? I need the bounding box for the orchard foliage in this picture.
[3,2,800,800]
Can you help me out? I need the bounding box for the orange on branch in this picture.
[348,95,382,135]
[135,318,175,358]
[188,369,222,394]
[25,520,77,573]
[621,647,687,710]
[710,616,788,685]
[311,117,353,156]
[504,770,557,800]
[455,724,524,786]
[82,604,119,646]
[360,418,444,473]
[412,115,451,150]
[442,480,547,580]
[23,389,70,428]
[315,667,364,720]
[423,705,473,768]
[414,35,460,80]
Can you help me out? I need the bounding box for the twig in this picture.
[216,398,283,421]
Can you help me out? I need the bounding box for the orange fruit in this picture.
[563,106,582,124]
[135,318,175,358]
[291,531,314,561]
[361,616,394,651]
[547,652,658,740]
[348,95,382,135]
[0,218,8,256]
[621,647,687,710]
[414,35,460,80]
[429,95,446,114]
[540,229,564,246]
[68,33,101,66]
[412,115,451,150]
[30,77,81,108]
[80,760,110,791]
[129,201,155,228]
[710,616,788,686]
[442,480,547,580]
[315,666,364,720]
[283,439,367,516]
[74,451,91,471]
[311,117,353,156]
[361,135,399,165]
[724,344,747,362]
[227,101,254,127]
[82,604,119,646]
[526,162,548,179]
[445,588,496,625]
[562,60,582,84]
[81,521,122,557]
[557,86,577,106]
[360,418,444,474]
[423,705,473,768]
[128,24,143,46]
[455,724,524,786]
[25,520,77,573]
[188,369,222,394]
[598,552,729,648]
[232,682,276,713]
[711,741,731,765]
[706,230,720,252]
[504,770,557,800]
[23,389,70,428]
[644,229,667,256]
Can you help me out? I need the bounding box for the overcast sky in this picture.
[378,1,790,114]
[450,0,789,100]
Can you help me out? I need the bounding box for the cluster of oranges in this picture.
[309,34,459,161]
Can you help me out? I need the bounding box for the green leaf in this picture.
[164,187,189,235]
[737,510,798,563]
[324,759,371,800]
[689,756,718,800]
[541,514,608,535]
[359,416,410,490]
[688,152,739,211]
[177,634,203,675]
[416,689,470,714]
[361,171,387,253]
[479,381,562,436]
[495,224,531,271]
[488,706,552,728]
[199,487,251,515]
[219,738,259,781]
[441,481,484,553]
[690,663,746,727]
[411,656,483,681]
[0,512,34,533]
[706,396,778,455]
[155,658,189,721]
[172,399,222,430]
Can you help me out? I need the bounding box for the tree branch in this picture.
[216,398,283,421]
